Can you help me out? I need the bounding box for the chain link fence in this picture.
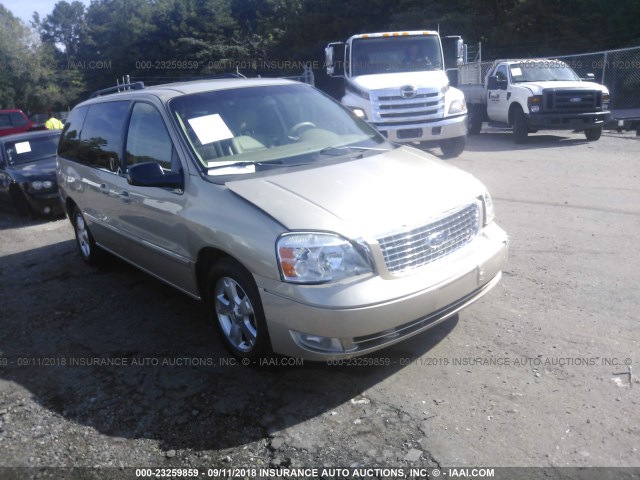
[555,46,640,112]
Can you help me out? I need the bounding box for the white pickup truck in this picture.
[458,59,611,143]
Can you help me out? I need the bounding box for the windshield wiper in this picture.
[207,160,283,171]
[319,145,391,156]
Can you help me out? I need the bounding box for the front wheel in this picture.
[71,207,103,265]
[207,258,271,360]
[512,107,529,144]
[584,127,602,141]
[440,136,466,158]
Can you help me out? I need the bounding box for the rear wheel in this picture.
[207,258,271,360]
[584,127,602,141]
[512,106,529,144]
[71,207,102,265]
[440,136,466,158]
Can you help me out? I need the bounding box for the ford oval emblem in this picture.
[569,97,582,103]
[427,231,448,249]
[400,85,418,99]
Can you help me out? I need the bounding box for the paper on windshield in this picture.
[188,114,234,145]
[511,67,523,77]
[14,141,31,154]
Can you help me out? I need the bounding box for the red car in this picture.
[0,109,34,137]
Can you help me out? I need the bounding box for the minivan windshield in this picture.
[170,83,391,176]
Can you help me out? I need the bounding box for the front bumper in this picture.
[527,111,611,130]
[374,114,468,143]
[258,222,509,360]
[25,190,64,216]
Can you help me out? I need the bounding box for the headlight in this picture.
[277,232,372,284]
[602,92,610,109]
[528,95,543,113]
[31,180,54,190]
[448,98,466,114]
[482,191,495,225]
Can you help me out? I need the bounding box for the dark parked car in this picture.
[0,130,63,217]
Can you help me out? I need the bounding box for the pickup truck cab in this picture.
[0,109,34,137]
[325,31,468,157]
[459,59,611,143]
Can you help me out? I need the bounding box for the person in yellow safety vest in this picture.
[45,111,64,130]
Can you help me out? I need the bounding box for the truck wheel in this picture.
[584,127,602,141]
[440,136,466,158]
[207,258,272,360]
[467,107,483,135]
[512,107,529,144]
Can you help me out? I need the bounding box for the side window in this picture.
[9,112,29,127]
[58,106,88,162]
[0,114,10,129]
[496,65,508,82]
[80,101,130,173]
[125,103,175,171]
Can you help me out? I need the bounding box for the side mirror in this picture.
[127,161,183,189]
[488,76,507,90]
[325,45,335,76]
[325,42,345,78]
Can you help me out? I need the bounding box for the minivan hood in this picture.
[226,146,484,239]
[351,70,448,92]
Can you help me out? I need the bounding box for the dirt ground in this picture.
[1,128,639,479]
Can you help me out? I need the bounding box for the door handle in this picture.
[119,190,131,204]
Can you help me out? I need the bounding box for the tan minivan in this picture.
[57,78,508,360]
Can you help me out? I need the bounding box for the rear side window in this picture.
[125,103,174,170]
[0,114,10,128]
[80,101,130,173]
[58,106,89,162]
[59,102,130,172]
[9,112,29,127]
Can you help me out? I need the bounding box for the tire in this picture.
[71,207,102,265]
[512,106,529,144]
[467,106,483,135]
[207,258,271,360]
[440,136,466,158]
[584,127,602,141]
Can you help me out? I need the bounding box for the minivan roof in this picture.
[82,77,299,105]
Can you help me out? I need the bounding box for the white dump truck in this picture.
[325,31,468,158]
[458,58,611,143]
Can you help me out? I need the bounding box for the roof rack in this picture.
[89,76,145,99]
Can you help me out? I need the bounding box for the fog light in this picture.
[44,206,51,214]
[291,331,345,353]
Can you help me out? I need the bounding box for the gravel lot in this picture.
[0,128,639,479]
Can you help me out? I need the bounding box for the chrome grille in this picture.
[378,203,480,274]
[371,88,444,123]
[543,89,601,112]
